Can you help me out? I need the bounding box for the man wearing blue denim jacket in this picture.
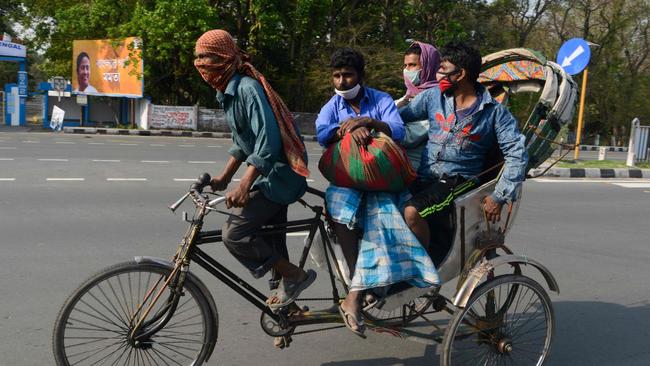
[399,42,528,248]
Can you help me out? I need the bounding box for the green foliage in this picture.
[118,0,216,105]
[6,0,650,145]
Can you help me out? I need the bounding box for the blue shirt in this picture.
[217,73,307,205]
[399,85,528,203]
[315,86,405,146]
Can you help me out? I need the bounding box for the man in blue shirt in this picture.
[315,48,413,337]
[194,30,315,311]
[399,42,528,248]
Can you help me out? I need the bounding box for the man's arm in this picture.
[226,80,282,207]
[338,92,406,144]
[485,106,528,222]
[398,88,430,123]
[211,155,242,191]
[315,98,340,146]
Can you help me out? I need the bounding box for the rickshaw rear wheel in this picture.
[441,274,554,366]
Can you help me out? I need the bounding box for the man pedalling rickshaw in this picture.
[52,48,577,365]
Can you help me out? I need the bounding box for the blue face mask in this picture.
[403,68,421,85]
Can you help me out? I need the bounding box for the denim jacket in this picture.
[399,85,528,204]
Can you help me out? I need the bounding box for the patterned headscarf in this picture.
[404,41,441,96]
[194,30,309,178]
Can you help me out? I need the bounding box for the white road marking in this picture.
[88,142,105,145]
[227,178,315,183]
[532,178,650,184]
[46,178,85,181]
[0,178,16,181]
[173,178,196,182]
[107,178,147,181]
[150,144,166,146]
[22,140,39,143]
[0,147,16,149]
[93,159,120,162]
[141,160,169,163]
[0,158,14,161]
[612,183,650,188]
[287,232,309,237]
[207,145,223,148]
[179,144,196,147]
[38,158,69,162]
[55,141,75,144]
[188,161,216,164]
[308,153,322,156]
[120,143,138,146]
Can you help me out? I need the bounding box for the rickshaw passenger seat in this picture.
[480,145,504,184]
[425,145,503,265]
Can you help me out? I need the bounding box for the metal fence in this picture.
[627,118,650,164]
[26,95,43,125]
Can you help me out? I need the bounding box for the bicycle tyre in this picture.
[53,261,216,366]
[441,274,555,366]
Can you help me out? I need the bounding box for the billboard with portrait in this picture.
[72,37,143,97]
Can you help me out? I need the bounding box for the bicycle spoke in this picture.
[155,341,196,360]
[72,302,127,332]
[150,346,185,366]
[67,316,123,334]
[87,288,130,328]
[96,283,130,325]
[67,339,125,364]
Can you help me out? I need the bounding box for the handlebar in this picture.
[170,173,324,214]
[169,172,220,213]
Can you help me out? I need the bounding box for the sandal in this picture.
[338,304,366,339]
[268,269,317,311]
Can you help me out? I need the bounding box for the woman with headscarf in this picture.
[396,42,441,171]
[194,29,315,311]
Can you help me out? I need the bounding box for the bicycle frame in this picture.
[129,189,348,341]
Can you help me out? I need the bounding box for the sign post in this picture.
[17,71,27,97]
[557,38,591,160]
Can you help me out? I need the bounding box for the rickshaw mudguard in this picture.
[452,254,559,308]
[134,256,219,362]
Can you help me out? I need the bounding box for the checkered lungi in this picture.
[326,185,439,291]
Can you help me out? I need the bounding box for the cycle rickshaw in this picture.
[52,48,577,365]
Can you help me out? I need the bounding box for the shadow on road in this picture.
[321,341,439,365]
[321,301,650,366]
[550,300,650,364]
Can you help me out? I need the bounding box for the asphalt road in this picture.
[1,131,649,365]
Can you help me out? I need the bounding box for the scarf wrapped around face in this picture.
[404,41,441,96]
[194,30,309,178]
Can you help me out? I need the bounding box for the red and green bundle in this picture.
[318,132,416,192]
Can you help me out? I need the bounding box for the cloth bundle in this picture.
[318,132,416,192]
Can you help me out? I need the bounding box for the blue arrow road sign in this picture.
[557,38,591,75]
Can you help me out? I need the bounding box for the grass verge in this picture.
[555,160,650,169]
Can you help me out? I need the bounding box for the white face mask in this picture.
[334,84,361,100]
[403,68,421,85]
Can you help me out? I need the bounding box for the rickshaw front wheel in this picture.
[441,274,554,366]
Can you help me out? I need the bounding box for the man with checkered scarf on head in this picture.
[194,29,315,312]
